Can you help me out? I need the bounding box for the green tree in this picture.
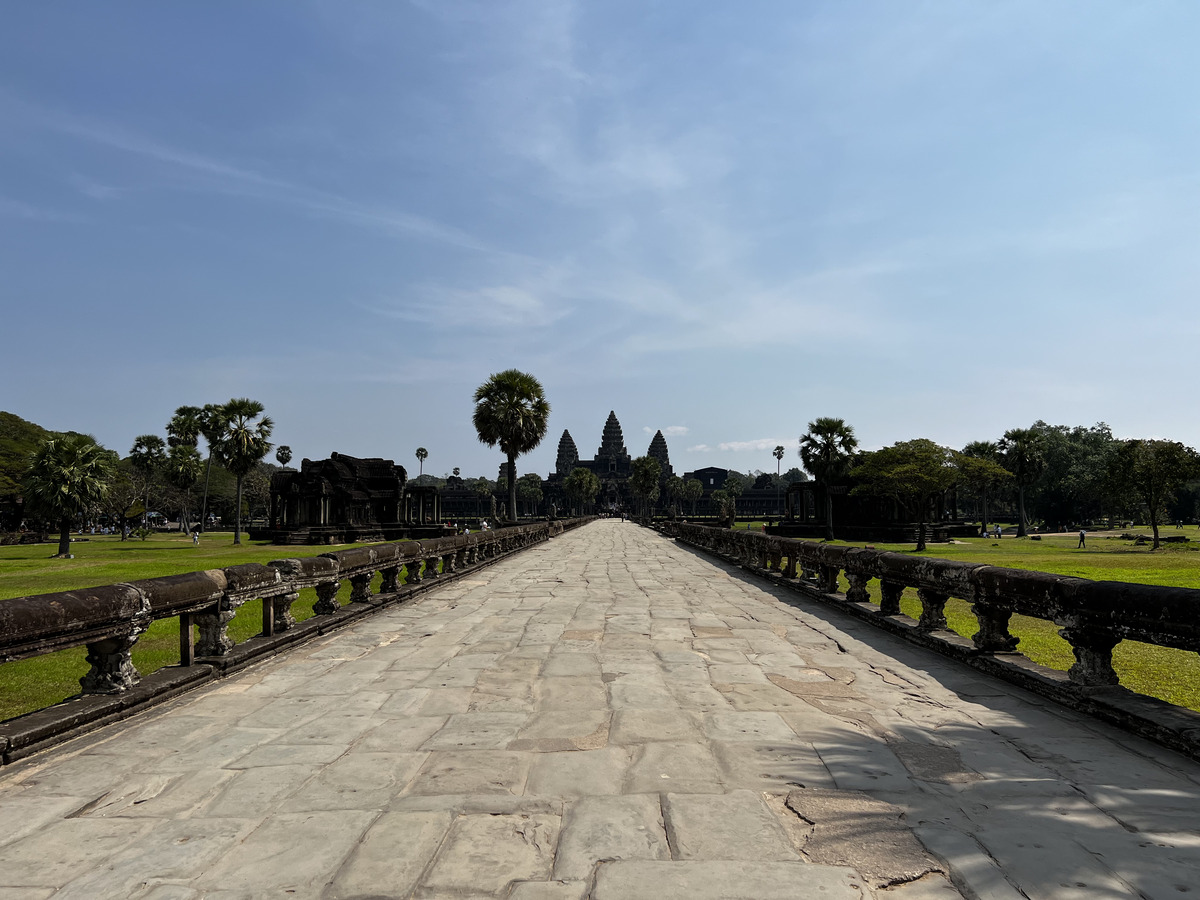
[472,369,551,524]
[723,472,744,521]
[1109,439,1199,549]
[852,439,959,551]
[710,488,735,525]
[197,402,230,533]
[214,398,273,544]
[1000,427,1046,537]
[773,445,786,516]
[961,441,1010,535]
[665,475,685,517]
[799,417,858,540]
[22,434,115,557]
[563,467,601,515]
[164,443,203,535]
[629,456,662,518]
[472,477,493,516]
[276,445,293,468]
[517,472,544,517]
[129,434,166,528]
[415,447,428,478]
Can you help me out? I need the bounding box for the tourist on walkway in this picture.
[1078,528,1087,548]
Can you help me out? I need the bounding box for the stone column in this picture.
[314,580,342,615]
[195,606,237,656]
[878,580,903,616]
[425,555,441,578]
[818,565,839,594]
[379,566,400,594]
[349,572,373,603]
[81,633,143,693]
[273,591,299,632]
[916,588,948,631]
[971,600,1019,652]
[1060,623,1120,686]
[845,570,871,604]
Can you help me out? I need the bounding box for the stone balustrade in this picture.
[0,519,594,703]
[665,522,1200,690]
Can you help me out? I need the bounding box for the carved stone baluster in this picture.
[819,565,839,594]
[406,558,423,584]
[314,579,342,615]
[1060,622,1120,686]
[845,570,871,604]
[424,554,441,578]
[441,551,456,575]
[349,572,373,603]
[801,563,819,583]
[916,588,949,631]
[878,580,903,616]
[274,591,299,632]
[783,551,797,579]
[971,600,1019,652]
[379,566,400,594]
[81,633,143,693]
[195,606,237,656]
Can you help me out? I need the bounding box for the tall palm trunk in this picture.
[57,517,72,558]
[507,455,517,523]
[1017,486,1028,537]
[199,452,214,534]
[234,475,244,545]
[824,486,835,541]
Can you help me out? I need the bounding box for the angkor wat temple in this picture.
[546,411,674,511]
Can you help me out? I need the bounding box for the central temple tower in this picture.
[595,411,632,475]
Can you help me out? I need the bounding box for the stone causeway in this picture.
[1,519,1198,898]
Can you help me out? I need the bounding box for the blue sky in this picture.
[4,2,1199,480]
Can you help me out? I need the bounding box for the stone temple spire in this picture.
[596,411,631,463]
[556,430,579,476]
[647,429,673,478]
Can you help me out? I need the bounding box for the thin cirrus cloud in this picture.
[644,425,688,436]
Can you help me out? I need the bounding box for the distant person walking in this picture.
[994,524,1002,539]
[1078,528,1087,548]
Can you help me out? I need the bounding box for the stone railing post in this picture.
[272,591,299,632]
[971,599,1019,652]
[916,588,949,631]
[379,565,400,594]
[818,565,839,594]
[879,580,903,616]
[313,579,342,615]
[348,572,373,604]
[1060,621,1120,686]
[81,632,144,694]
[424,552,441,579]
[845,570,871,604]
[194,606,237,657]
[783,549,797,579]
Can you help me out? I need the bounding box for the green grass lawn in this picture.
[0,532,381,721]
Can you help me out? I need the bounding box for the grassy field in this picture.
[4,526,1200,721]
[0,532,380,721]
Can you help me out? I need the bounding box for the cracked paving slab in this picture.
[3,520,1200,898]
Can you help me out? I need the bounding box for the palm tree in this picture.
[683,477,704,516]
[799,417,858,540]
[197,402,230,533]
[415,447,428,479]
[961,440,1007,536]
[1000,427,1046,537]
[773,445,785,517]
[164,443,203,535]
[276,445,293,468]
[22,435,115,557]
[129,434,166,528]
[167,405,204,448]
[472,370,550,523]
[215,398,273,544]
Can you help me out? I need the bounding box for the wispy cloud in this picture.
[717,438,791,453]
[0,196,84,223]
[644,425,689,436]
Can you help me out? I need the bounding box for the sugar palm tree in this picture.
[773,445,785,516]
[215,398,273,544]
[129,434,166,527]
[165,443,203,535]
[472,370,550,523]
[22,434,115,557]
[197,402,230,533]
[799,417,858,540]
[1000,427,1046,537]
[415,447,428,479]
[276,445,293,468]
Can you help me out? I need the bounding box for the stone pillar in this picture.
[80,633,142,693]
[845,570,871,604]
[1060,623,1120,686]
[314,580,342,615]
[441,551,456,575]
[971,600,1019,652]
[879,580,903,616]
[818,565,839,594]
[425,555,441,578]
[195,606,237,656]
[916,588,948,631]
[406,559,423,584]
[379,566,400,594]
[274,591,299,632]
[783,552,797,579]
[349,572,373,603]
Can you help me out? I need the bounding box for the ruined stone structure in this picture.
[267,452,444,544]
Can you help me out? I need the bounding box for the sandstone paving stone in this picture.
[702,710,798,742]
[404,749,531,796]
[325,810,452,899]
[610,708,699,743]
[0,794,101,849]
[141,727,288,774]
[607,672,676,708]
[591,860,868,900]
[625,742,724,794]
[420,711,530,750]
[543,652,601,677]
[357,714,448,752]
[711,741,836,791]
[552,794,670,881]
[193,810,378,898]
[226,741,348,769]
[662,790,800,861]
[508,881,589,899]
[48,818,258,900]
[416,686,475,714]
[537,676,609,710]
[417,812,559,897]
[668,680,733,710]
[0,817,155,887]
[965,824,1137,900]
[0,889,54,899]
[525,747,632,797]
[277,750,427,812]
[512,709,611,748]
